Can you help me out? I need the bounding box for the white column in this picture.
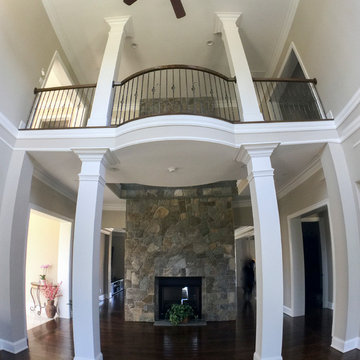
[72,149,108,360]
[0,150,33,353]
[87,16,132,127]
[321,143,360,353]
[237,143,283,360]
[215,13,263,122]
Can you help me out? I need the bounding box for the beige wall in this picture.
[276,0,360,117]
[102,210,126,229]
[30,177,76,220]
[278,169,328,308]
[25,210,60,305]
[0,1,75,126]
[233,206,253,228]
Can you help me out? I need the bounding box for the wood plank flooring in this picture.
[1,293,359,360]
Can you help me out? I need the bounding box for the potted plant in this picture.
[39,264,51,284]
[41,282,62,318]
[166,303,194,325]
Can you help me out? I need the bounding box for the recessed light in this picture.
[168,167,177,173]
[131,43,138,48]
[207,40,214,46]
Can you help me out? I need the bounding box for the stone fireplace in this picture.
[122,182,237,322]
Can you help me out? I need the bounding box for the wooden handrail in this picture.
[253,77,317,85]
[113,64,236,86]
[34,83,97,94]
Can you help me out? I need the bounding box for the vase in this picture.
[45,300,57,318]
[40,279,46,285]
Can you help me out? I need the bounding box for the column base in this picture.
[0,338,28,353]
[331,336,360,353]
[74,353,103,360]
[253,353,282,360]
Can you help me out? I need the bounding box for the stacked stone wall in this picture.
[124,183,236,322]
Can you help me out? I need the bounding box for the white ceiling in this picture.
[42,0,299,83]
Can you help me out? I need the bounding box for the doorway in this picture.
[25,208,72,329]
[302,221,323,312]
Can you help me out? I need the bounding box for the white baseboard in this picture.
[332,336,359,353]
[0,337,28,353]
[326,301,334,310]
[283,305,293,317]
[253,353,282,360]
[74,353,103,360]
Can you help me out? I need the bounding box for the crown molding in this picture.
[335,86,360,129]
[32,161,77,202]
[277,155,323,199]
[266,0,300,77]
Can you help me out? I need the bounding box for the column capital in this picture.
[72,148,119,168]
[105,16,133,36]
[214,12,242,33]
[236,143,279,164]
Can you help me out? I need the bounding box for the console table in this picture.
[30,282,46,315]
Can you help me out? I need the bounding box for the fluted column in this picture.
[237,143,283,360]
[215,13,263,122]
[88,16,132,127]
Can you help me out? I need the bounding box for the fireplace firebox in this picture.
[155,277,202,320]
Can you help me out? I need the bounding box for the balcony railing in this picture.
[253,78,328,121]
[26,84,96,129]
[111,65,241,125]
[24,68,331,130]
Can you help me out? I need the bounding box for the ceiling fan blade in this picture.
[124,0,137,5]
[170,0,186,18]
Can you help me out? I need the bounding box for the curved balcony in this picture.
[111,65,240,125]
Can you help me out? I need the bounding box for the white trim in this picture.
[335,87,360,128]
[326,301,334,310]
[32,162,77,202]
[74,354,103,360]
[0,337,28,354]
[331,336,359,353]
[99,294,105,301]
[103,204,126,211]
[283,305,293,317]
[42,50,75,88]
[0,111,18,148]
[277,156,323,199]
[266,0,300,77]
[340,114,360,144]
[253,353,282,360]
[234,226,254,239]
[29,204,74,224]
[287,199,328,221]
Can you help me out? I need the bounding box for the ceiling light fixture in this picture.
[131,43,138,48]
[167,166,177,173]
[207,40,214,46]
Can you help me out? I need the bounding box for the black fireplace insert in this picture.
[156,277,202,320]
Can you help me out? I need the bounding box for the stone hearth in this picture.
[122,182,237,322]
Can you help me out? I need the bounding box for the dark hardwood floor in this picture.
[1,292,359,360]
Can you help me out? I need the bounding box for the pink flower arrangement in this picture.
[41,282,62,301]
[40,264,51,280]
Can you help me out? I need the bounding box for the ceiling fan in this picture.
[123,0,186,19]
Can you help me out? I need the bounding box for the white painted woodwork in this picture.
[237,144,283,360]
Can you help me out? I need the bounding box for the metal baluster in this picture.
[202,71,208,115]
[139,74,145,118]
[172,68,175,113]
[179,68,182,112]
[197,70,203,115]
[185,69,189,113]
